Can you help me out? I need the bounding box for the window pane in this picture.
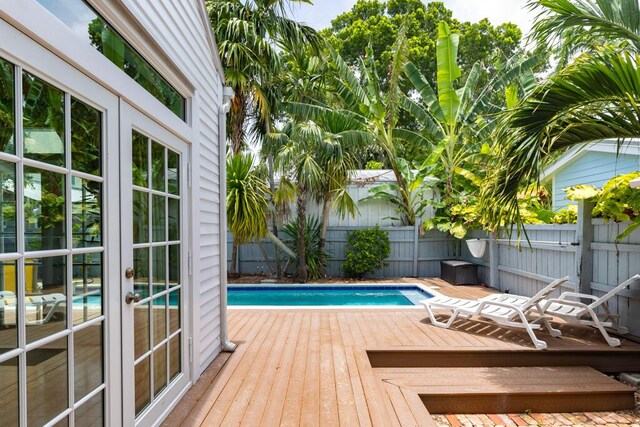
[0,357,19,426]
[24,167,66,251]
[152,195,165,242]
[134,356,150,416]
[169,289,180,335]
[74,321,103,402]
[0,261,18,351]
[169,334,180,382]
[168,244,180,287]
[152,295,166,345]
[26,256,67,344]
[168,198,179,241]
[168,150,179,195]
[27,337,69,426]
[75,390,103,427]
[132,190,148,244]
[132,132,148,188]
[153,344,167,396]
[22,71,65,166]
[73,253,102,325]
[71,98,102,176]
[72,177,101,248]
[36,0,185,120]
[151,142,165,191]
[152,246,166,294]
[0,58,14,154]
[134,300,149,360]
[133,248,150,301]
[0,160,17,253]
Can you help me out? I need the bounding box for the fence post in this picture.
[575,200,595,294]
[489,231,500,290]
[413,222,419,277]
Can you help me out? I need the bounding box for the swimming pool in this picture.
[227,285,433,307]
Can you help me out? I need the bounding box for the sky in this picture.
[290,0,535,37]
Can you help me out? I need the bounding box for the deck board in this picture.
[167,279,640,426]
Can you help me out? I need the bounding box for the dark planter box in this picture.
[440,260,478,285]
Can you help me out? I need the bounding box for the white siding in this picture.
[125,0,223,374]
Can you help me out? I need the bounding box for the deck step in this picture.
[376,366,636,414]
[367,347,640,373]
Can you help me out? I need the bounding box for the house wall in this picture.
[125,0,224,374]
[552,152,640,210]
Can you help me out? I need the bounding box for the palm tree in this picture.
[268,120,359,282]
[480,0,640,229]
[287,27,433,226]
[226,153,269,274]
[207,0,321,154]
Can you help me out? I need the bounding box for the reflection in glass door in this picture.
[130,130,183,419]
[0,56,106,425]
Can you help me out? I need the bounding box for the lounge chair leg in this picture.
[424,305,459,329]
[518,311,547,350]
[586,307,621,347]
[541,317,562,338]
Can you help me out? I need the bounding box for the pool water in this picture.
[227,286,432,306]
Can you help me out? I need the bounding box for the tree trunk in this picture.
[318,194,331,277]
[389,158,415,225]
[267,153,282,278]
[229,242,239,277]
[229,86,246,155]
[296,190,308,283]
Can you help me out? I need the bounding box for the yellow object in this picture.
[2,264,37,293]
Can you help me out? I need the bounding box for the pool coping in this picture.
[227,282,444,310]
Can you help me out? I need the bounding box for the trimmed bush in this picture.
[342,226,391,278]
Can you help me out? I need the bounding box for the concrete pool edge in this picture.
[227,282,443,310]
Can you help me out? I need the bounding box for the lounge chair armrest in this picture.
[543,298,587,311]
[556,292,598,302]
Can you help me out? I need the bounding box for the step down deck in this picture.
[376,366,636,414]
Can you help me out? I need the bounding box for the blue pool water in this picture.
[228,286,432,306]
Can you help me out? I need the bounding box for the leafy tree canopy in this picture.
[322,0,523,88]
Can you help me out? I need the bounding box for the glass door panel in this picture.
[0,52,114,426]
[121,104,188,426]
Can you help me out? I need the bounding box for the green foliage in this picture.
[565,184,601,201]
[281,216,328,280]
[365,160,384,170]
[226,153,270,244]
[551,205,578,224]
[342,226,391,278]
[361,158,434,226]
[324,0,523,94]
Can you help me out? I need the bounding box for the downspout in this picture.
[219,86,236,352]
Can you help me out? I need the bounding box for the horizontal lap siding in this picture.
[127,0,223,373]
[553,152,640,210]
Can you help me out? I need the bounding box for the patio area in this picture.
[165,279,640,426]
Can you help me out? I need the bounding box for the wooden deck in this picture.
[166,279,640,426]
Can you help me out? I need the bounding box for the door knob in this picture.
[125,267,135,279]
[125,292,141,304]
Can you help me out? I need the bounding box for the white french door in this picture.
[0,19,120,426]
[119,102,190,426]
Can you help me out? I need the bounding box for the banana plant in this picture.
[403,21,541,236]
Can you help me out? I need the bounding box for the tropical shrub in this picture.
[343,226,391,278]
[366,160,384,170]
[550,205,578,224]
[566,172,640,239]
[281,216,328,280]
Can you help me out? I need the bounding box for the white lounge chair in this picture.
[420,276,570,350]
[0,291,67,325]
[539,275,640,347]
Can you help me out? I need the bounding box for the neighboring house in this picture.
[306,169,437,227]
[541,140,640,210]
[0,1,229,426]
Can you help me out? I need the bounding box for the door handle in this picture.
[125,292,141,304]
